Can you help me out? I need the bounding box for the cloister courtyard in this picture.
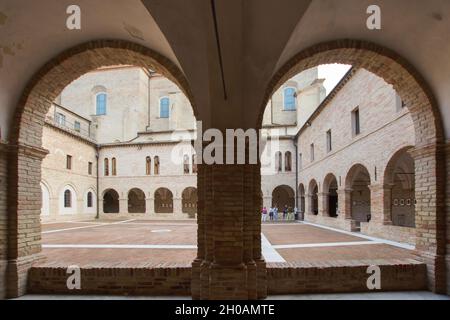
[39,219,416,267]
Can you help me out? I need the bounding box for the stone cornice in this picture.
[6,143,49,159]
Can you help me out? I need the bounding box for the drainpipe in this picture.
[294,139,299,220]
[95,145,100,219]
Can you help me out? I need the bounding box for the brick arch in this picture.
[322,173,338,194]
[383,145,415,185]
[344,163,371,190]
[260,39,444,147]
[6,40,198,297]
[11,39,197,147]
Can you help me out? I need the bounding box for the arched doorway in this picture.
[182,187,197,218]
[103,189,119,214]
[346,164,371,223]
[308,180,319,215]
[298,183,306,219]
[128,188,146,214]
[154,188,173,214]
[271,185,295,211]
[384,147,415,227]
[323,174,338,218]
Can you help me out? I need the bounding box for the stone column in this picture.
[173,197,184,218]
[145,196,154,216]
[263,196,271,210]
[337,188,352,220]
[119,197,128,215]
[318,192,329,217]
[304,194,312,216]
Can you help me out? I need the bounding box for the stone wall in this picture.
[41,125,98,222]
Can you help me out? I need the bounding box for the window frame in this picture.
[66,155,72,170]
[95,92,107,116]
[159,96,170,118]
[283,87,297,111]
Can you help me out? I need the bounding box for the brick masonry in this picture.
[26,261,427,297]
[262,40,447,294]
[1,39,448,299]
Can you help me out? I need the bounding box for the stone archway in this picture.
[128,188,146,214]
[182,187,197,218]
[103,189,119,214]
[307,180,319,216]
[345,164,372,223]
[7,40,197,297]
[260,40,447,293]
[271,185,295,212]
[384,147,416,228]
[298,183,306,219]
[154,188,174,214]
[323,173,339,218]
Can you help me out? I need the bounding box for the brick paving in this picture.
[39,220,419,268]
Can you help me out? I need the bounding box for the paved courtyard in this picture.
[39,219,419,268]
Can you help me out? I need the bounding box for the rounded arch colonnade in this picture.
[6,39,448,298]
[262,40,446,294]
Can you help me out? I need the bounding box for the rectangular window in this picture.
[310,144,315,162]
[352,107,360,136]
[55,112,66,126]
[66,155,72,170]
[326,130,332,153]
[74,121,81,132]
[88,162,93,175]
[96,93,107,115]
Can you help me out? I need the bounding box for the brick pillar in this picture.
[6,144,48,297]
[337,188,352,220]
[381,184,394,225]
[0,144,8,299]
[445,141,450,294]
[410,143,446,293]
[368,184,382,224]
[318,192,329,216]
[191,148,267,300]
[145,196,154,216]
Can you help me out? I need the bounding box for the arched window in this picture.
[285,151,292,172]
[146,156,152,175]
[64,190,72,208]
[160,97,170,118]
[104,158,109,176]
[112,158,117,176]
[192,154,198,174]
[96,93,107,115]
[283,87,296,110]
[154,156,160,175]
[87,192,93,208]
[275,152,282,172]
[183,154,190,174]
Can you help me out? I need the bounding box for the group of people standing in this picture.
[261,205,297,222]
